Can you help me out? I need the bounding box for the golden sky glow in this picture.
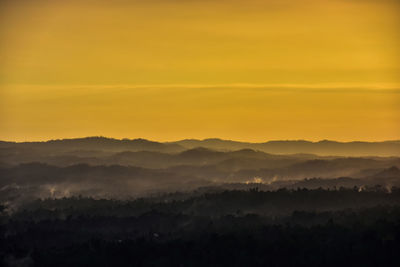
[0,0,399,141]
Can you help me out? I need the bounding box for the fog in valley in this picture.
[1,137,400,209]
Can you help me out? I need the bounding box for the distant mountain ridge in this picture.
[0,137,184,153]
[1,137,400,204]
[1,137,399,156]
[171,138,400,156]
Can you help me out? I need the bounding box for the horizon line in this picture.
[1,136,399,144]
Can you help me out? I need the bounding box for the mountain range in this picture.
[1,136,400,156]
[1,137,400,208]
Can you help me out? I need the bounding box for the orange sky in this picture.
[0,0,399,142]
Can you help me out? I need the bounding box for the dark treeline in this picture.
[1,188,400,266]
[11,186,400,218]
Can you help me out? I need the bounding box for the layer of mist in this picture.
[1,137,400,210]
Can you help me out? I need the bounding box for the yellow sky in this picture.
[0,0,399,142]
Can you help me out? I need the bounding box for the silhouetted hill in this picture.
[0,137,185,153]
[1,137,400,209]
[0,142,316,168]
[173,139,400,156]
[372,166,400,178]
[1,158,400,208]
[0,163,212,207]
[2,137,400,156]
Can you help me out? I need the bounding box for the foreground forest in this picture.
[1,188,400,266]
[1,137,400,266]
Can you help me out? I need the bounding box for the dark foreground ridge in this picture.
[1,188,400,266]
